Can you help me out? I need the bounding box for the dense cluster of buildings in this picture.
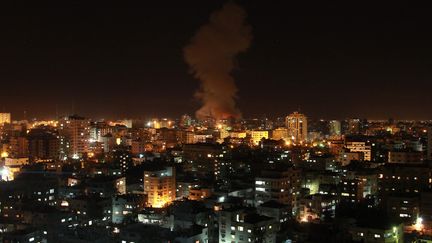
[1,111,432,242]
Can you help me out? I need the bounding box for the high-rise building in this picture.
[59,115,90,159]
[9,136,29,158]
[329,120,341,137]
[27,128,60,161]
[0,113,11,124]
[285,112,308,143]
[144,166,176,208]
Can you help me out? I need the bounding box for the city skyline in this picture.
[1,2,432,120]
[3,3,432,242]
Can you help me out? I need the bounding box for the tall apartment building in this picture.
[28,128,60,161]
[285,112,307,143]
[329,120,341,137]
[59,115,90,159]
[144,166,176,208]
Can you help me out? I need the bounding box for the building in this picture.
[8,136,29,158]
[271,128,288,141]
[86,176,126,197]
[250,130,269,145]
[188,187,212,201]
[257,200,292,224]
[27,128,60,161]
[329,120,341,137]
[345,141,372,161]
[144,166,176,208]
[346,118,362,135]
[112,194,144,224]
[0,113,11,124]
[285,112,308,143]
[386,193,419,223]
[298,194,338,222]
[59,115,90,159]
[378,164,432,201]
[112,147,133,174]
[255,165,301,209]
[339,178,365,203]
[218,208,279,243]
[349,223,403,243]
[388,150,423,164]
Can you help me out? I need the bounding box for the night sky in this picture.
[1,2,432,120]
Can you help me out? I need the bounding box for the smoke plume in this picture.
[184,2,252,120]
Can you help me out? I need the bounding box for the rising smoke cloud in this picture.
[184,2,252,120]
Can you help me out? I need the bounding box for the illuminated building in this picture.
[112,147,133,173]
[250,130,269,145]
[180,114,193,127]
[59,115,90,159]
[255,166,301,210]
[329,120,341,137]
[230,131,247,138]
[299,194,338,222]
[349,223,403,243]
[112,194,144,224]
[131,139,147,155]
[271,127,288,141]
[345,141,371,161]
[188,187,212,201]
[346,118,361,135]
[144,167,176,208]
[89,121,114,142]
[217,208,278,243]
[339,178,365,203]
[285,112,308,143]
[148,118,174,129]
[386,194,419,223]
[0,113,11,124]
[338,150,364,166]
